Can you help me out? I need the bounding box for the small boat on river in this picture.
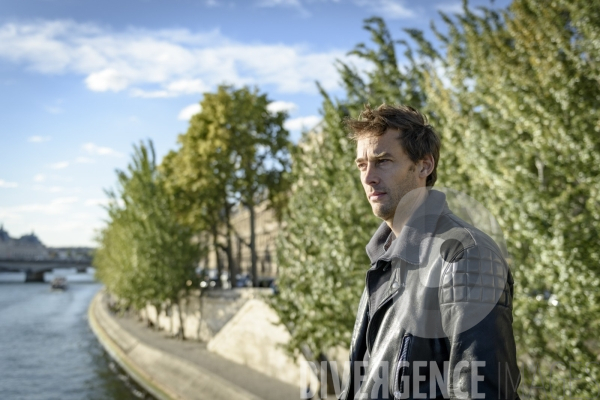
[51,277,68,290]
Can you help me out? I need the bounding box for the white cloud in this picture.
[0,197,79,218]
[255,0,348,16]
[0,179,18,188]
[178,103,202,120]
[33,174,73,183]
[28,135,51,143]
[82,142,124,157]
[84,198,108,207]
[285,115,321,131]
[253,0,416,21]
[436,2,464,14]
[354,0,415,19]
[75,156,95,164]
[85,68,129,92]
[129,89,170,98]
[32,185,63,193]
[257,0,308,15]
[133,78,209,98]
[0,20,356,96]
[34,216,96,232]
[49,161,69,169]
[167,79,209,95]
[267,100,298,114]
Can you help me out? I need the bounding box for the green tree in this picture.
[411,1,600,397]
[94,141,198,338]
[162,122,234,287]
[271,19,427,357]
[162,85,291,287]
[275,3,600,398]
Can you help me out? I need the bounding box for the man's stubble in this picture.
[371,165,420,223]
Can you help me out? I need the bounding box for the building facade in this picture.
[203,202,281,284]
[0,225,48,260]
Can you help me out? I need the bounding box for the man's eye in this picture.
[357,163,366,170]
[377,159,389,164]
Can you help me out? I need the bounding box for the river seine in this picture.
[0,273,152,400]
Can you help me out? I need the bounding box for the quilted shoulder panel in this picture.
[440,245,512,308]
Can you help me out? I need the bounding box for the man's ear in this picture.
[419,154,435,179]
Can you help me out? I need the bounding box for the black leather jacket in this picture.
[340,190,521,400]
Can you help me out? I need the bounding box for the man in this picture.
[339,104,520,399]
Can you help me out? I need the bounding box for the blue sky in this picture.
[0,0,508,247]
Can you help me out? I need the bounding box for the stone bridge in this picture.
[0,258,92,282]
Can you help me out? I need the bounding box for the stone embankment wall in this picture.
[88,291,266,400]
[137,288,270,342]
[137,288,324,390]
[96,288,324,397]
[208,298,317,389]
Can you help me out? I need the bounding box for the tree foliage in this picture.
[416,1,600,398]
[274,2,600,397]
[271,18,426,356]
[94,141,198,337]
[161,85,291,287]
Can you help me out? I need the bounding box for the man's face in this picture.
[355,129,421,223]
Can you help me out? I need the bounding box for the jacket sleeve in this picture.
[339,287,369,400]
[439,245,521,399]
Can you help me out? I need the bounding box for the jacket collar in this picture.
[365,189,450,266]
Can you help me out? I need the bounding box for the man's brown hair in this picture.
[346,103,441,187]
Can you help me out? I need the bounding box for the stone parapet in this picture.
[207,298,320,390]
[88,290,264,400]
[138,288,272,342]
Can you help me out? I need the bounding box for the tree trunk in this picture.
[152,303,161,330]
[196,288,203,340]
[211,226,223,288]
[168,303,174,335]
[145,304,154,329]
[177,297,186,340]
[249,203,258,287]
[224,204,236,288]
[236,234,243,275]
[202,242,209,274]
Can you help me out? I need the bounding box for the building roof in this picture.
[0,224,10,242]
[17,232,43,245]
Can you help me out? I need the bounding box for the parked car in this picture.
[235,273,252,288]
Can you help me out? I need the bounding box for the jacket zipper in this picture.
[394,333,413,399]
[364,294,396,355]
[364,266,375,356]
[364,261,403,356]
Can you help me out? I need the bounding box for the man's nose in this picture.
[362,162,379,185]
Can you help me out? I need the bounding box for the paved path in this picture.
[90,292,303,400]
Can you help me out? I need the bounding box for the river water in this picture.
[0,271,152,400]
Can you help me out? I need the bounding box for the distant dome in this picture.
[17,233,43,246]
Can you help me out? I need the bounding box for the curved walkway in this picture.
[88,291,301,400]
